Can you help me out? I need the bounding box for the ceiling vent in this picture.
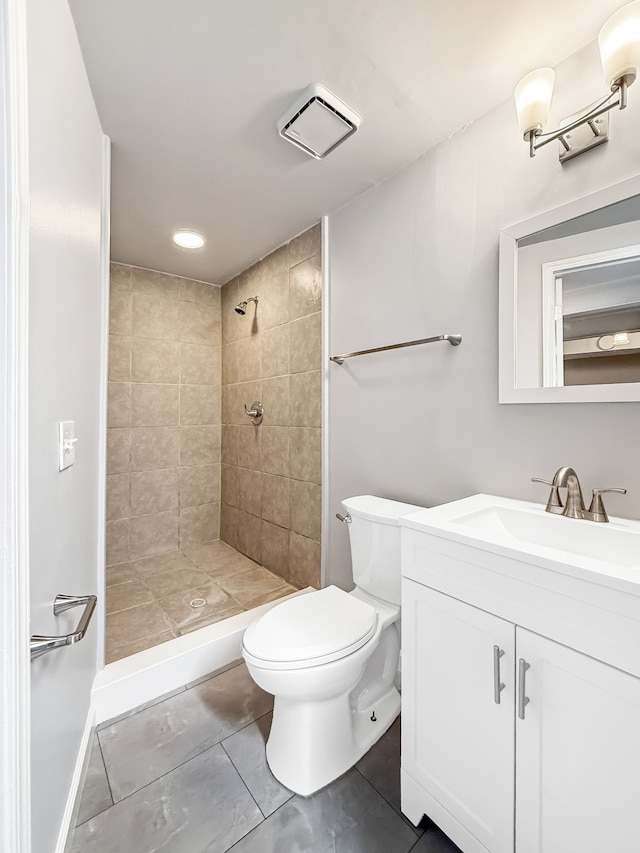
[277,83,361,159]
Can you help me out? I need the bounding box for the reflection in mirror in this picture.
[501,183,640,403]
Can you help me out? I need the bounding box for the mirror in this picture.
[499,175,640,403]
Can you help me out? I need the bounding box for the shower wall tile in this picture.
[289,531,321,589]
[261,376,289,426]
[179,504,220,549]
[237,425,261,471]
[261,521,290,580]
[107,382,132,428]
[221,384,239,425]
[129,510,179,560]
[289,254,322,320]
[290,427,321,484]
[107,264,222,566]
[290,480,322,541]
[238,468,261,517]
[261,474,289,528]
[131,384,179,427]
[179,300,219,346]
[106,518,130,566]
[290,371,321,427]
[180,278,220,307]
[109,290,131,336]
[130,427,180,472]
[261,427,289,477]
[222,342,239,385]
[110,262,131,291]
[260,272,289,331]
[179,425,221,467]
[108,335,131,382]
[289,222,321,267]
[107,428,131,475]
[130,469,179,517]
[180,343,219,385]
[131,339,180,384]
[131,267,181,299]
[219,224,322,587]
[221,277,240,345]
[107,473,130,522]
[131,292,180,341]
[221,464,239,508]
[261,324,290,378]
[220,503,239,549]
[236,510,262,565]
[179,463,220,507]
[180,385,220,425]
[221,425,239,466]
[289,312,322,374]
[237,335,261,382]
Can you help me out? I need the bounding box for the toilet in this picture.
[242,494,424,796]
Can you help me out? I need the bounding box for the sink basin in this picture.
[453,503,639,568]
[401,494,640,579]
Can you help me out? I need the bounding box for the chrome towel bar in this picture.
[330,333,462,364]
[30,594,97,660]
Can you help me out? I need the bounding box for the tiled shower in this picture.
[103,223,322,661]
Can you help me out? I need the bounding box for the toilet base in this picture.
[266,684,400,797]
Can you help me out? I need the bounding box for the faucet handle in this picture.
[531,477,564,515]
[587,488,627,523]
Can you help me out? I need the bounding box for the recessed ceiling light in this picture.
[172,230,205,249]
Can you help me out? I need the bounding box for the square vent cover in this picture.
[277,83,361,159]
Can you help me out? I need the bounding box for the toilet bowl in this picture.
[242,495,424,796]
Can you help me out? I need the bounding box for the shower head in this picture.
[235,296,258,315]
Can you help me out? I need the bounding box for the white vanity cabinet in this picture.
[400,503,640,853]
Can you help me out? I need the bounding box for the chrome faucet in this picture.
[552,467,586,519]
[532,467,627,523]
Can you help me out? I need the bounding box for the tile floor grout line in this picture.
[219,739,270,822]
[95,731,116,810]
[222,782,297,853]
[352,764,422,839]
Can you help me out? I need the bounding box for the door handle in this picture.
[493,645,506,704]
[30,594,97,660]
[518,658,531,720]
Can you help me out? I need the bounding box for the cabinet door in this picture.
[402,580,516,853]
[516,628,640,853]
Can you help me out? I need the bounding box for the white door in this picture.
[1,1,108,851]
[515,628,640,853]
[402,580,516,853]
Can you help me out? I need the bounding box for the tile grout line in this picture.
[219,739,270,822]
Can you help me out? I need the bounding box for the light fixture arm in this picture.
[526,77,629,158]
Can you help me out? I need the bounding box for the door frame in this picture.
[0,0,31,851]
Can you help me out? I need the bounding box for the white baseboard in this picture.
[56,708,95,853]
[92,588,312,725]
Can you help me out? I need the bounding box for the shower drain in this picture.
[189,598,207,609]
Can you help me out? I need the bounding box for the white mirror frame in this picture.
[499,174,640,404]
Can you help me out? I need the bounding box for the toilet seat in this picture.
[242,586,378,670]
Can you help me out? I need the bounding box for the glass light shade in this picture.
[172,230,205,249]
[599,1,640,88]
[514,68,555,137]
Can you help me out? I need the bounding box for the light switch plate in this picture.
[58,420,77,471]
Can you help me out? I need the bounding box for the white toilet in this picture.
[242,494,423,796]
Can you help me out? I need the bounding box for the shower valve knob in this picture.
[244,401,264,425]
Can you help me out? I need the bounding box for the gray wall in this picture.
[327,40,640,591]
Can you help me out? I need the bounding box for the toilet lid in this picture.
[242,586,377,666]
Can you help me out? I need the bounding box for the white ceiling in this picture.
[69,0,626,284]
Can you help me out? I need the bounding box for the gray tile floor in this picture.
[105,541,298,663]
[71,662,461,853]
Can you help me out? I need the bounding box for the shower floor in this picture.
[105,541,299,664]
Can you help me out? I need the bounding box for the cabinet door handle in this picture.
[493,645,506,704]
[518,658,531,720]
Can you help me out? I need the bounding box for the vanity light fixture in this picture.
[172,230,205,249]
[515,0,640,161]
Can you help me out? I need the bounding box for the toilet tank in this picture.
[342,495,425,606]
